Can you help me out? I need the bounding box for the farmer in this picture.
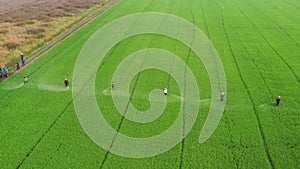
[2,67,8,77]
[20,53,25,66]
[276,96,281,106]
[16,62,20,70]
[220,92,225,101]
[24,76,28,83]
[111,82,115,90]
[64,79,69,87]
[163,88,168,96]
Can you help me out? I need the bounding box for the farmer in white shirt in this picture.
[163,88,168,95]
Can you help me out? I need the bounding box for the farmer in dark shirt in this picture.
[64,79,69,87]
[220,92,225,101]
[276,96,281,106]
[20,53,25,66]
[111,82,115,90]
[16,62,20,70]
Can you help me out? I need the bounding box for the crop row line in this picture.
[167,0,186,89]
[3,3,123,163]
[99,41,149,168]
[179,0,196,168]
[28,0,122,79]
[16,99,74,169]
[213,2,246,168]
[42,143,63,167]
[220,9,275,169]
[0,0,120,83]
[16,40,124,167]
[266,0,300,24]
[213,4,245,169]
[99,1,174,168]
[237,1,300,85]
[246,0,300,48]
[199,0,210,39]
[166,1,183,89]
[215,2,245,168]
[240,43,273,97]
[220,0,274,98]
[14,1,123,168]
[202,1,224,93]
[282,0,300,12]
[0,0,122,103]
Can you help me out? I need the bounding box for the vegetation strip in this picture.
[252,2,300,48]
[99,4,159,168]
[236,3,300,85]
[99,47,149,169]
[0,1,121,104]
[12,1,121,168]
[220,11,275,169]
[16,100,73,169]
[0,0,120,83]
[179,1,196,168]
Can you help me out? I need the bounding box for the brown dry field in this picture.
[0,0,109,67]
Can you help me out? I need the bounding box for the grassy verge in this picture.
[0,0,111,68]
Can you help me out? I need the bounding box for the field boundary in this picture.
[0,0,120,83]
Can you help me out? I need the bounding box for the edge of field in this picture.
[0,0,120,83]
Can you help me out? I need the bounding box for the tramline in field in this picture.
[0,0,299,168]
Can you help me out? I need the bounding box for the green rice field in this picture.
[0,0,299,168]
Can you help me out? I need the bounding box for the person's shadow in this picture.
[273,102,279,107]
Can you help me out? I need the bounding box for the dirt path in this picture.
[0,0,120,83]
